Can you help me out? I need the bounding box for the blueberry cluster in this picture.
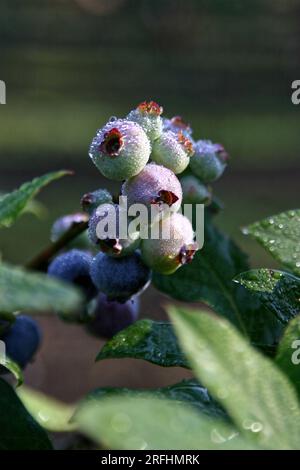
[0,315,41,370]
[47,101,228,339]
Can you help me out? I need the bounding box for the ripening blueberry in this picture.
[141,213,198,274]
[180,175,212,205]
[89,119,151,181]
[81,188,113,216]
[1,315,41,369]
[121,163,182,212]
[90,251,151,302]
[47,249,96,300]
[88,203,140,257]
[190,140,228,183]
[86,294,139,339]
[51,213,89,249]
[127,101,163,142]
[163,115,193,139]
[151,131,194,174]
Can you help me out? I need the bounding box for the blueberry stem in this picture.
[26,220,89,271]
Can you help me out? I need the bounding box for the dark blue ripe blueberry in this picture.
[87,294,139,339]
[90,251,151,302]
[47,249,96,300]
[2,315,41,369]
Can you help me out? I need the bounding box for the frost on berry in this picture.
[163,115,193,138]
[122,163,182,212]
[151,131,193,174]
[99,127,124,157]
[190,140,228,183]
[88,203,139,257]
[89,119,151,180]
[141,213,198,274]
[90,251,151,302]
[127,101,163,142]
[81,188,113,215]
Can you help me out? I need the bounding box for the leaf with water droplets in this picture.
[0,170,71,228]
[243,209,300,276]
[153,221,283,346]
[77,379,229,422]
[75,394,260,450]
[234,269,300,324]
[168,306,300,449]
[276,316,300,399]
[17,386,76,433]
[96,319,188,368]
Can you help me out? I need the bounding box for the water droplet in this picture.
[251,422,263,433]
[109,116,118,122]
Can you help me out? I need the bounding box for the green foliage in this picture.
[0,355,23,386]
[276,316,300,399]
[79,379,228,422]
[75,395,259,450]
[154,221,283,346]
[0,262,83,315]
[235,269,300,324]
[168,307,300,450]
[97,319,188,368]
[0,170,70,228]
[17,386,76,433]
[243,209,300,276]
[0,379,52,450]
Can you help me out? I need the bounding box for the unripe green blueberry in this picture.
[151,131,194,174]
[51,213,89,249]
[90,251,151,302]
[190,140,228,183]
[89,119,151,181]
[163,115,193,140]
[81,188,113,216]
[141,213,198,274]
[127,101,163,142]
[180,175,212,205]
[122,163,182,212]
[88,203,139,257]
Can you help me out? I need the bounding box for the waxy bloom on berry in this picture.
[151,130,194,174]
[190,140,228,183]
[127,100,163,142]
[89,119,151,181]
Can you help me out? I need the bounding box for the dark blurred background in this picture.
[0,0,299,403]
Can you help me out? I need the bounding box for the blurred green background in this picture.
[0,0,299,406]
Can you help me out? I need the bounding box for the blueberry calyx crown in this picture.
[171,115,191,132]
[177,243,198,266]
[177,131,194,157]
[137,100,163,116]
[151,189,179,207]
[99,127,124,157]
[97,237,123,255]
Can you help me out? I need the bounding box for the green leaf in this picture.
[96,319,188,368]
[0,378,52,449]
[168,306,300,450]
[0,355,23,386]
[154,221,283,345]
[276,315,300,398]
[235,269,300,324]
[79,379,228,422]
[75,395,259,450]
[0,170,71,228]
[0,262,83,315]
[243,209,300,276]
[17,386,76,433]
